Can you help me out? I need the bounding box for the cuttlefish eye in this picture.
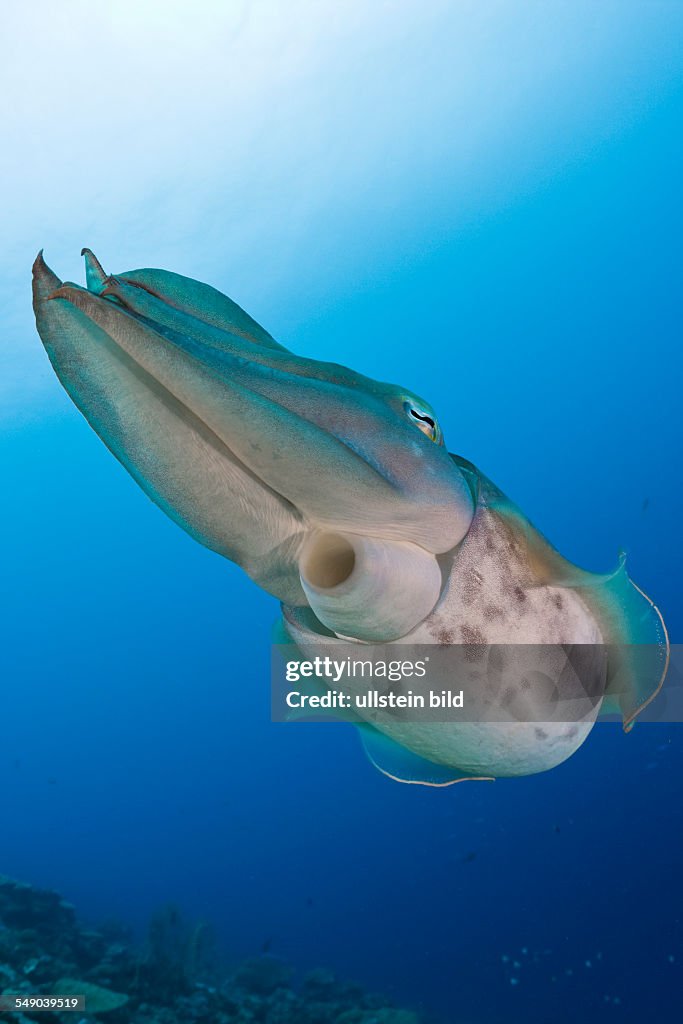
[403,400,442,444]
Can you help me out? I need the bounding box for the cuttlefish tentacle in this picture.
[32,250,669,785]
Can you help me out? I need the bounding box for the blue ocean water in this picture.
[2,4,683,1022]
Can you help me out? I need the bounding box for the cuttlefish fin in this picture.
[272,618,293,646]
[358,724,495,787]
[586,557,669,729]
[487,495,669,730]
[272,617,347,723]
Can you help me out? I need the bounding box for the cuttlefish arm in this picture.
[32,250,474,608]
[33,253,307,603]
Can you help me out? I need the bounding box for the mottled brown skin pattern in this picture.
[413,472,603,648]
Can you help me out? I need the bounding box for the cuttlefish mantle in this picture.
[32,250,669,786]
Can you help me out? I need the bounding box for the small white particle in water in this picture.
[585,960,592,968]
[668,955,675,963]
[614,997,621,1005]
[521,947,528,954]
[565,969,573,976]
[510,978,519,986]
[513,961,521,969]
[501,955,509,963]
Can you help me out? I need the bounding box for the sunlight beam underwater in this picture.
[32,251,669,786]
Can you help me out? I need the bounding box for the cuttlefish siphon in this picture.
[32,250,669,786]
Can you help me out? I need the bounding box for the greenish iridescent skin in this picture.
[32,251,669,786]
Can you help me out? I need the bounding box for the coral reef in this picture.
[0,876,422,1023]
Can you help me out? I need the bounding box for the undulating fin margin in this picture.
[481,486,669,730]
[358,724,495,787]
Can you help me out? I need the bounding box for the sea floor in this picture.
[0,876,422,1024]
